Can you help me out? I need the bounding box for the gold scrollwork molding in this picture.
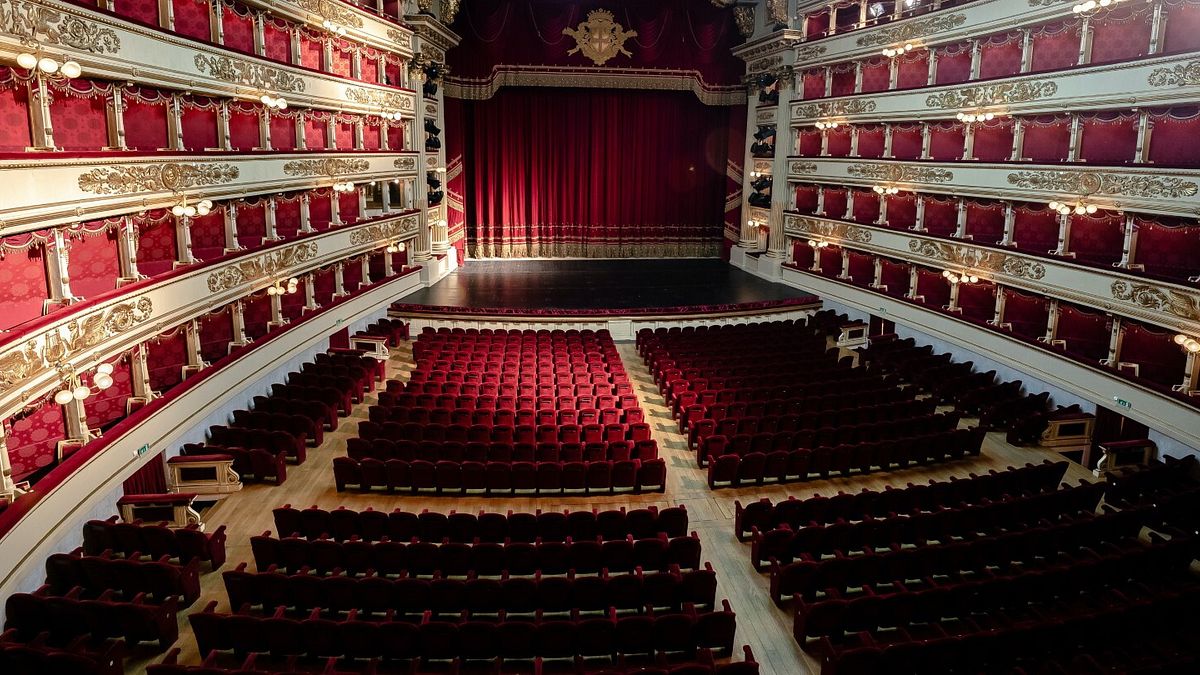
[348,216,419,246]
[855,14,967,47]
[0,0,121,53]
[795,45,827,61]
[789,161,818,174]
[794,99,877,118]
[77,163,239,195]
[925,81,1057,109]
[733,7,755,38]
[283,158,371,178]
[748,55,783,74]
[908,240,1047,280]
[1006,170,1199,199]
[755,109,776,123]
[345,86,414,110]
[1147,61,1200,87]
[786,216,874,243]
[1111,281,1200,322]
[206,243,319,292]
[0,297,153,396]
[394,157,417,171]
[424,101,438,117]
[386,28,413,50]
[848,164,954,183]
[293,0,363,29]
[193,54,306,93]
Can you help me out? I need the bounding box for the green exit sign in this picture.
[1113,398,1132,410]
[137,444,150,456]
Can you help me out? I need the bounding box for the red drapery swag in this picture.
[462,88,731,258]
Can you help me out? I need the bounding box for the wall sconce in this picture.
[955,111,1000,123]
[1073,0,1121,14]
[942,269,979,284]
[171,197,212,218]
[333,181,356,193]
[15,48,82,80]
[814,120,840,130]
[386,240,407,253]
[881,43,916,58]
[260,94,288,110]
[1049,199,1099,216]
[321,19,348,36]
[808,239,830,248]
[267,277,299,296]
[53,362,114,406]
[872,185,899,195]
[378,110,402,121]
[1175,334,1200,354]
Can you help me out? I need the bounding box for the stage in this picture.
[399,259,808,311]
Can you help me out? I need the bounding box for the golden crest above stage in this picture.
[563,9,638,66]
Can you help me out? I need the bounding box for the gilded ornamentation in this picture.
[785,216,873,243]
[348,216,420,246]
[562,10,638,66]
[925,81,1056,109]
[789,161,817,174]
[794,99,877,118]
[425,155,438,169]
[293,0,363,28]
[855,13,967,47]
[77,163,239,195]
[193,54,306,93]
[386,28,413,50]
[443,70,745,106]
[756,109,776,123]
[0,297,153,395]
[795,45,827,61]
[848,164,954,183]
[206,243,319,292]
[733,7,755,38]
[1111,281,1200,322]
[908,240,1047,280]
[1006,171,1199,199]
[0,0,121,54]
[283,158,371,177]
[1147,61,1200,87]
[425,101,438,116]
[748,55,783,74]
[766,0,788,27]
[345,86,413,110]
[440,0,460,23]
[394,157,417,171]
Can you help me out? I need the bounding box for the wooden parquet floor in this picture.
[127,340,1093,675]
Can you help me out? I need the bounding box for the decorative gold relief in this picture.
[748,55,783,74]
[848,164,954,183]
[908,240,1047,280]
[394,157,417,171]
[786,216,873,243]
[440,0,461,24]
[925,81,1056,109]
[207,243,319,292]
[345,86,413,110]
[283,158,371,178]
[1111,281,1200,322]
[733,7,755,38]
[349,216,420,246]
[0,0,121,54]
[855,14,967,47]
[1006,171,1199,199]
[1147,61,1200,87]
[794,99,877,118]
[789,161,817,174]
[386,28,413,50]
[425,101,438,116]
[766,0,788,26]
[795,45,827,61]
[562,10,637,66]
[0,297,153,395]
[193,54,306,93]
[77,163,239,195]
[294,0,363,28]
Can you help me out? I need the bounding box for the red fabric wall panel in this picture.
[314,268,335,306]
[794,185,818,214]
[304,116,328,149]
[1078,113,1138,165]
[806,11,829,38]
[7,401,66,481]
[299,33,323,70]
[330,44,353,78]
[965,201,1005,244]
[822,188,848,219]
[309,193,333,230]
[264,20,292,64]
[852,191,880,225]
[972,118,1014,162]
[797,129,822,157]
[360,55,380,84]
[275,197,302,238]
[826,127,852,157]
[222,5,256,54]
[885,194,916,230]
[181,101,218,150]
[1090,7,1152,64]
[802,70,825,99]
[860,58,890,93]
[270,114,296,150]
[335,120,355,149]
[1147,108,1200,168]
[857,126,885,158]
[84,357,133,430]
[1012,205,1060,254]
[934,45,972,85]
[123,95,169,151]
[846,251,873,285]
[928,123,965,161]
[1002,289,1049,341]
[189,210,226,261]
[242,294,271,340]
[362,123,382,151]
[0,239,48,331]
[282,283,306,320]
[147,330,187,393]
[1057,305,1110,362]
[123,453,167,495]
[136,216,177,276]
[895,51,929,89]
[829,67,856,97]
[343,259,364,291]
[915,269,951,309]
[387,123,405,151]
[199,309,232,362]
[236,202,267,248]
[978,34,1022,79]
[818,246,843,278]
[1069,210,1125,266]
[922,198,958,237]
[958,283,996,323]
[1120,322,1186,387]
[339,192,360,223]
[1132,216,1200,281]
[1163,0,1200,54]
[67,229,119,299]
[1020,116,1070,162]
[0,77,31,151]
[228,106,261,151]
[890,125,922,159]
[1030,23,1081,72]
[113,0,159,26]
[172,0,212,42]
[879,260,910,297]
[50,91,108,151]
[792,241,815,268]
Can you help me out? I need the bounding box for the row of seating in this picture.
[334,457,668,496]
[81,516,228,569]
[377,392,642,415]
[356,421,653,446]
[397,381,629,399]
[44,550,202,606]
[733,461,1069,539]
[347,438,659,466]
[181,443,288,485]
[371,402,643,425]
[660,356,842,401]
[4,585,180,650]
[222,563,718,616]
[358,317,408,347]
[189,600,739,663]
[707,428,985,489]
[267,383,347,425]
[271,505,690,543]
[0,631,124,675]
[686,395,926,449]
[228,412,312,456]
[249,531,703,576]
[668,374,888,420]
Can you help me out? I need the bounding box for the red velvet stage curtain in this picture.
[275,194,303,238]
[891,124,922,159]
[113,0,159,26]
[0,234,49,331]
[818,246,843,278]
[928,122,965,161]
[243,293,271,340]
[1090,6,1153,64]
[830,65,856,97]
[915,269,951,309]
[797,129,822,157]
[189,209,226,261]
[1148,107,1200,168]
[1021,115,1070,162]
[827,126,852,157]
[922,197,958,237]
[264,17,293,64]
[794,185,818,214]
[330,40,354,79]
[884,193,916,230]
[1057,304,1111,362]
[299,30,324,70]
[172,0,212,42]
[861,58,890,93]
[123,453,167,495]
[236,200,268,248]
[1163,0,1200,54]
[895,49,929,89]
[847,251,874,285]
[221,2,256,54]
[973,117,1014,162]
[49,80,110,151]
[270,112,297,151]
[0,69,31,151]
[199,307,233,362]
[1069,210,1124,267]
[84,355,133,430]
[1030,22,1081,73]
[181,96,219,150]
[228,102,262,151]
[822,188,848,220]
[979,32,1023,80]
[1078,112,1138,165]
[122,87,170,151]
[879,259,910,297]
[934,43,972,86]
[6,401,67,481]
[852,190,880,225]
[857,125,885,158]
[305,113,329,150]
[67,224,119,299]
[343,258,364,292]
[462,88,730,258]
[1132,215,1200,281]
[339,192,361,223]
[1120,321,1186,387]
[722,104,745,259]
[802,70,825,99]
[146,327,187,393]
[958,282,996,324]
[309,191,334,230]
[1012,204,1060,254]
[964,200,1005,244]
[1002,288,1049,341]
[314,267,336,306]
[135,211,177,276]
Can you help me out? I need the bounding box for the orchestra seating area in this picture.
[334,328,667,495]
